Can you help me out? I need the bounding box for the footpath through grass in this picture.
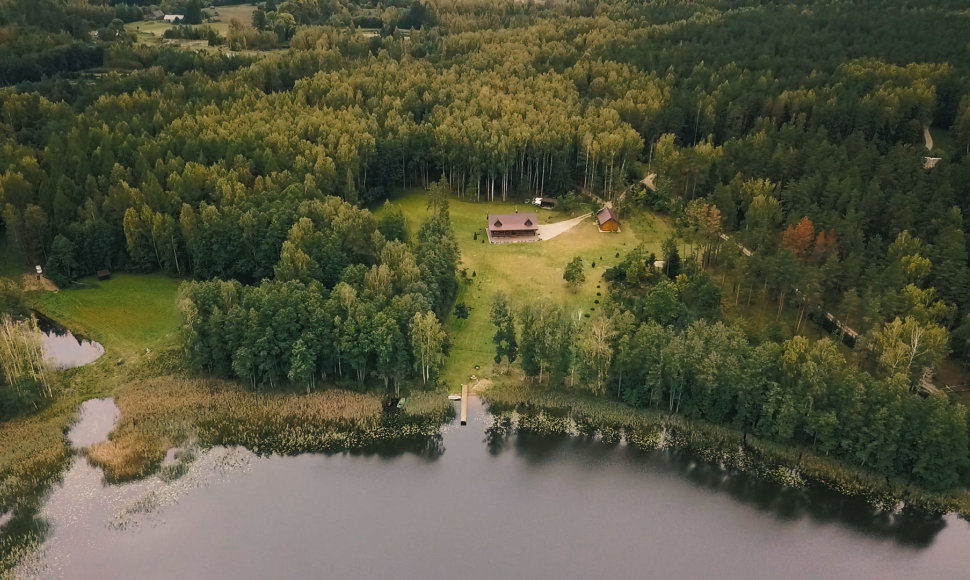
[378,191,673,390]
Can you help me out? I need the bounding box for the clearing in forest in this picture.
[125,3,257,47]
[377,191,673,390]
[36,274,181,358]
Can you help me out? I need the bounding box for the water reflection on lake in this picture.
[15,398,970,579]
[67,398,119,449]
[34,313,104,369]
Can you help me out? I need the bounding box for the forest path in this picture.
[924,126,934,150]
[537,213,591,240]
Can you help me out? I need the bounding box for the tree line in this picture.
[492,269,969,491]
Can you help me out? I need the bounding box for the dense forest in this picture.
[2,0,970,490]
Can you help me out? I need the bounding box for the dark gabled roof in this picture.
[487,212,539,231]
[597,206,618,225]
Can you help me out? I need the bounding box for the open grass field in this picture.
[36,274,181,359]
[377,191,673,390]
[124,4,256,46]
[208,3,256,33]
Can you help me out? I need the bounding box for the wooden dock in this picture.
[460,384,468,425]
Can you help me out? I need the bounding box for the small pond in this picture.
[34,312,104,369]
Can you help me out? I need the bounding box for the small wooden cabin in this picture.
[533,197,557,209]
[97,269,111,281]
[597,207,619,232]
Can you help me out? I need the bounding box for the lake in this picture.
[15,397,970,579]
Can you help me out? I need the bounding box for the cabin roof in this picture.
[487,212,539,231]
[597,206,618,225]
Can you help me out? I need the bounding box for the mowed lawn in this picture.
[378,192,673,389]
[37,275,181,357]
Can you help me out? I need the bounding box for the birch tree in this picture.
[410,311,445,385]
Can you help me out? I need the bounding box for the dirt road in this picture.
[537,213,591,240]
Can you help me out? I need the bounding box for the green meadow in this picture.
[377,191,673,389]
[36,274,182,359]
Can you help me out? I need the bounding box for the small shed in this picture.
[97,269,111,281]
[597,207,619,232]
[533,197,557,209]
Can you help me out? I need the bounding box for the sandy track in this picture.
[537,213,591,240]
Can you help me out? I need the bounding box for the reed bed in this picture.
[0,405,73,575]
[483,383,970,517]
[85,376,450,482]
[401,390,454,423]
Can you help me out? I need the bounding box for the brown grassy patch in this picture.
[401,389,453,423]
[0,409,71,512]
[86,375,390,481]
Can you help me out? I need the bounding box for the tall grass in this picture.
[0,405,73,575]
[483,382,970,516]
[85,375,452,482]
[0,315,55,413]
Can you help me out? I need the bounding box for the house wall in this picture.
[600,220,619,232]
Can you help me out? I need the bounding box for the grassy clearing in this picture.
[208,3,257,33]
[125,4,257,42]
[35,274,181,359]
[377,191,673,390]
[123,21,171,37]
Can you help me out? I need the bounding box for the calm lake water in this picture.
[34,313,104,369]
[15,398,970,579]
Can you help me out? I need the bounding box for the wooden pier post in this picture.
[460,384,468,425]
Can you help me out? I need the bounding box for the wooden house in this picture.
[597,207,619,232]
[487,212,539,243]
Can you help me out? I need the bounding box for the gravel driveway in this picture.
[537,213,591,240]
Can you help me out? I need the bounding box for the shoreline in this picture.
[482,383,970,518]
